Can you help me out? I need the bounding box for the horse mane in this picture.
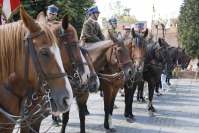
[0,22,24,84]
[0,21,57,84]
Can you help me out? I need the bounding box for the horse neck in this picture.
[86,40,113,72]
[0,73,25,115]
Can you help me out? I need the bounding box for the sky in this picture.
[95,0,184,28]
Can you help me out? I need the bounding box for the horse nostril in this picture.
[129,70,132,75]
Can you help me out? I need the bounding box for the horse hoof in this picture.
[85,110,90,116]
[151,107,157,112]
[149,111,155,117]
[126,117,134,123]
[113,104,117,109]
[106,128,117,132]
[141,99,146,103]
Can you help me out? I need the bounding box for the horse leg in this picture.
[124,82,136,123]
[147,82,156,117]
[0,116,15,133]
[138,81,146,102]
[76,93,89,133]
[103,88,116,132]
[61,111,69,133]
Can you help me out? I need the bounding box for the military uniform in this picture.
[123,35,131,41]
[81,18,105,43]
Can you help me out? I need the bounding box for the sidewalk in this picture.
[15,79,199,133]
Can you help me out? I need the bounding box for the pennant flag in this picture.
[0,0,20,22]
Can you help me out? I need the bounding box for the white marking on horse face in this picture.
[96,75,100,89]
[50,44,73,108]
[80,51,90,83]
[108,114,114,128]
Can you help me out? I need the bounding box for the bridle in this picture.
[58,24,89,93]
[0,28,67,130]
[109,41,132,79]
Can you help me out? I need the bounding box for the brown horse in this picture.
[0,7,73,132]
[23,13,99,133]
[83,30,134,132]
[123,28,148,123]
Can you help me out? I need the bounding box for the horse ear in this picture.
[37,12,46,24]
[62,14,69,30]
[131,28,136,38]
[158,38,163,46]
[20,6,40,33]
[143,28,148,38]
[108,29,118,43]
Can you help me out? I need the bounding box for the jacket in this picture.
[81,18,105,43]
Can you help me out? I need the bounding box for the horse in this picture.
[0,7,73,132]
[82,30,134,132]
[123,28,148,123]
[36,12,100,133]
[126,38,174,118]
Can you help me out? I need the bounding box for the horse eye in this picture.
[40,50,49,57]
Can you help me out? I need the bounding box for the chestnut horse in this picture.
[123,28,148,123]
[0,7,73,132]
[82,30,134,132]
[19,13,99,133]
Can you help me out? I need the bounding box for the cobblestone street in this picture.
[14,78,199,133]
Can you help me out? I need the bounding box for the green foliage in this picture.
[107,0,136,23]
[178,0,199,58]
[14,0,95,37]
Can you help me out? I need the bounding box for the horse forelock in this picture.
[0,22,24,84]
[39,22,57,47]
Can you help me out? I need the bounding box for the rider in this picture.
[46,4,59,23]
[122,26,131,41]
[105,18,119,40]
[80,5,105,43]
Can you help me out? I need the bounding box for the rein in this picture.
[0,29,67,130]
[58,25,89,93]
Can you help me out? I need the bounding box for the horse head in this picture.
[0,6,73,115]
[157,38,174,70]
[108,29,134,80]
[177,48,191,69]
[37,12,92,93]
[125,28,148,72]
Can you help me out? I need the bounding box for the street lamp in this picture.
[154,20,159,41]
[153,19,167,41]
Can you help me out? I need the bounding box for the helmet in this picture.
[109,18,117,23]
[47,4,59,15]
[87,6,100,15]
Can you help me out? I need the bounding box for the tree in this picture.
[14,0,95,37]
[178,0,199,58]
[107,1,135,23]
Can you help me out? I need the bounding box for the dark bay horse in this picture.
[0,8,76,132]
[83,30,134,132]
[36,12,100,133]
[123,28,148,123]
[142,38,174,116]
[126,38,174,119]
[0,6,73,132]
